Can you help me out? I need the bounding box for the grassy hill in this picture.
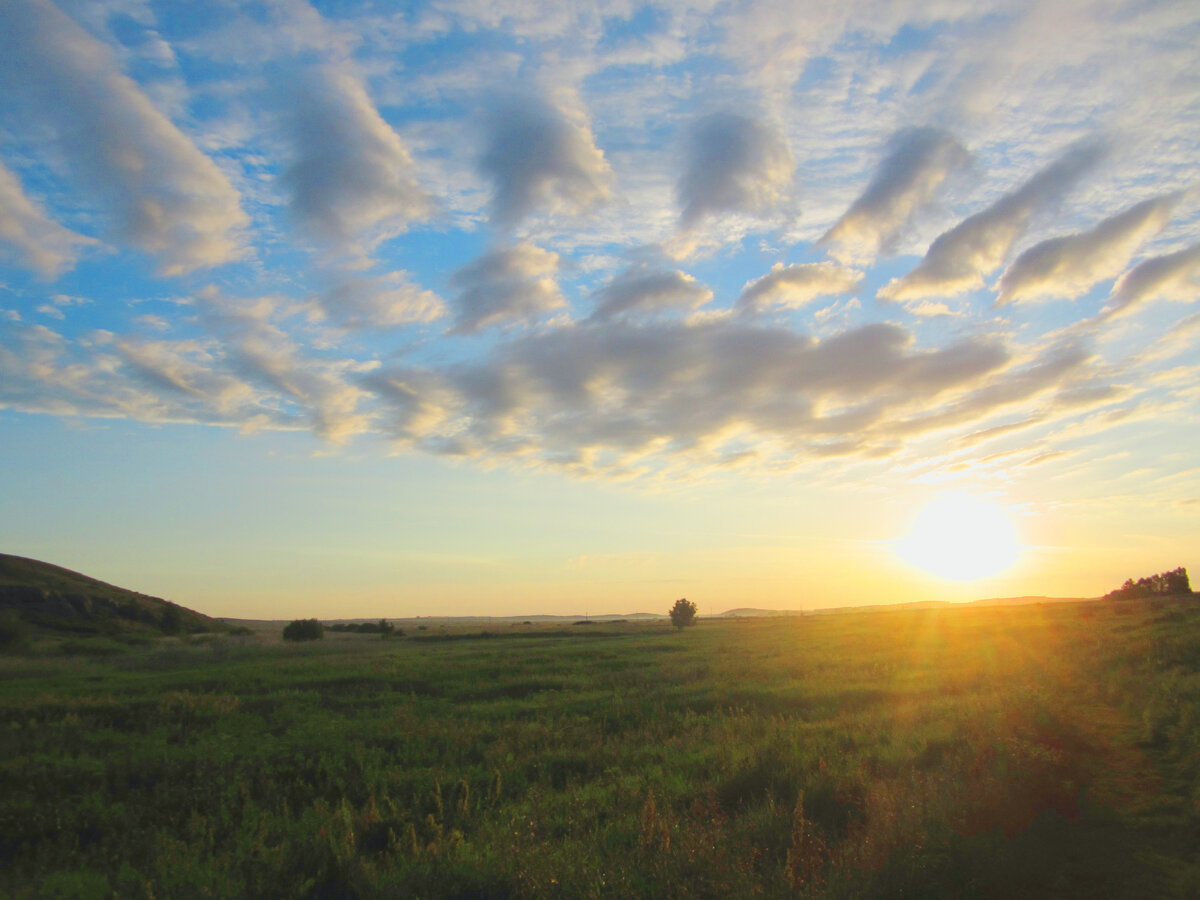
[0,553,222,637]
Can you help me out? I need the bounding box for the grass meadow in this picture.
[2,598,1200,898]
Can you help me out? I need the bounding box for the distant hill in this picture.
[0,554,222,636]
[719,607,806,617]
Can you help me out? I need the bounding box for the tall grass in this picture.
[2,600,1199,898]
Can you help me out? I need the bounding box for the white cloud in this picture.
[820,127,970,263]
[589,267,712,321]
[677,112,794,229]
[996,193,1178,305]
[737,262,861,313]
[0,0,248,275]
[1103,242,1200,318]
[0,159,97,278]
[282,63,433,255]
[479,91,613,227]
[880,138,1108,301]
[316,271,445,330]
[448,243,564,334]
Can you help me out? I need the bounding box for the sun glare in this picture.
[897,492,1021,582]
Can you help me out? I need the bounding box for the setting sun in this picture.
[896,493,1021,582]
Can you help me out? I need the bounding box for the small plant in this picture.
[669,598,698,629]
[282,618,324,642]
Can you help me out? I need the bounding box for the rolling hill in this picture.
[0,553,222,636]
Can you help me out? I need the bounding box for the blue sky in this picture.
[1,0,1198,617]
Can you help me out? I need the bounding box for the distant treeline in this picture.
[1106,567,1191,600]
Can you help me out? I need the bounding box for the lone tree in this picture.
[669,598,698,629]
[282,618,324,642]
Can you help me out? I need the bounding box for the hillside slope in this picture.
[0,554,221,635]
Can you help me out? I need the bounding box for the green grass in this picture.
[2,600,1199,898]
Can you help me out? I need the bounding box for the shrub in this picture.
[669,598,698,629]
[282,618,324,642]
[0,611,30,653]
[161,603,183,635]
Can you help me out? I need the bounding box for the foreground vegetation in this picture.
[2,598,1199,898]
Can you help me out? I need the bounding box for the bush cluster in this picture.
[282,618,324,642]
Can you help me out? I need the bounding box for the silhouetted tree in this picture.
[669,598,698,629]
[1106,567,1192,600]
[282,618,324,641]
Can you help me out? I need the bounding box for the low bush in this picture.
[282,618,324,642]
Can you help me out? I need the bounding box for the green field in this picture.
[2,599,1199,898]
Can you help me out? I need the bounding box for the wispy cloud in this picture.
[316,271,445,330]
[197,289,374,441]
[737,262,862,313]
[0,159,97,278]
[880,138,1108,301]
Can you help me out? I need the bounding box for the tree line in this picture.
[1105,567,1191,600]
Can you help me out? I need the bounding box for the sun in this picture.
[896,492,1021,582]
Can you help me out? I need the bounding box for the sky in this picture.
[1,0,1198,619]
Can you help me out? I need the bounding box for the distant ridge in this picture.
[0,553,221,635]
[720,596,1096,618]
